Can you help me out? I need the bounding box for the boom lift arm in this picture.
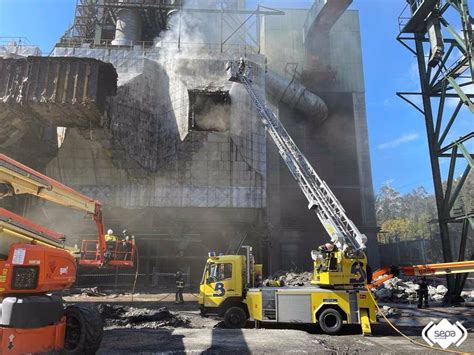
[227,61,367,253]
[0,154,112,353]
[0,153,133,267]
[369,260,474,289]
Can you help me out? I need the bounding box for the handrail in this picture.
[55,37,260,55]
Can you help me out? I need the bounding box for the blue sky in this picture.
[0,0,471,194]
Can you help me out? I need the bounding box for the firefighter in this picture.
[104,229,118,262]
[175,271,185,304]
[121,230,133,261]
[238,57,246,74]
[417,276,429,308]
[318,242,336,253]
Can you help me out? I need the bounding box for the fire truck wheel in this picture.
[224,306,247,329]
[63,304,104,354]
[318,308,343,335]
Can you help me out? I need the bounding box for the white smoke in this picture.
[155,0,247,56]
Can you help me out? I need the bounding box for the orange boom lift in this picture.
[0,153,135,353]
[369,261,474,289]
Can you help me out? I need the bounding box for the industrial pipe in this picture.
[112,8,142,46]
[265,70,328,123]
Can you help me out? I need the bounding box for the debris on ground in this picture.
[263,271,313,287]
[81,287,107,297]
[376,305,400,318]
[98,304,191,329]
[373,277,449,303]
[461,290,474,304]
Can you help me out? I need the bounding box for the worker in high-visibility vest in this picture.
[105,229,118,242]
[104,229,118,262]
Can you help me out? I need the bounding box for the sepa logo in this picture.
[422,319,468,349]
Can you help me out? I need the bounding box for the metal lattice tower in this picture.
[397,0,473,301]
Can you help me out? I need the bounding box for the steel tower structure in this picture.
[397,0,473,302]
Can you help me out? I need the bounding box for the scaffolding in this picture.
[397,0,473,302]
[59,0,283,53]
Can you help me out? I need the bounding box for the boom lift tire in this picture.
[224,306,247,329]
[63,304,104,354]
[318,308,343,335]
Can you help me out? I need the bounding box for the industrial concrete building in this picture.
[0,0,379,287]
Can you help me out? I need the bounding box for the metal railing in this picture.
[81,239,135,265]
[55,37,260,55]
[0,36,32,46]
[398,0,449,32]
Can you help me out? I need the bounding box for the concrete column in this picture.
[352,92,380,267]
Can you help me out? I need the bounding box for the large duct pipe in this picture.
[112,8,142,46]
[265,70,328,123]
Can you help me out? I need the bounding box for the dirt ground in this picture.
[63,293,474,354]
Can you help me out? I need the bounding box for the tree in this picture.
[376,184,436,242]
[375,183,402,221]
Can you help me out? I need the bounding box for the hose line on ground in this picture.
[366,286,468,354]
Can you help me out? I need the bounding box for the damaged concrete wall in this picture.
[35,48,266,211]
[0,56,117,168]
[0,57,117,128]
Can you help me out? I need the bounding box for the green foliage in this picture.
[376,174,473,263]
[376,184,436,243]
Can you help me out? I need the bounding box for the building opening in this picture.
[188,89,231,132]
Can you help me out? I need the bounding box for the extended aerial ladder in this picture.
[227,60,370,287]
[198,61,378,334]
[228,61,366,254]
[0,153,135,267]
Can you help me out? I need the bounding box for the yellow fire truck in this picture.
[198,61,377,335]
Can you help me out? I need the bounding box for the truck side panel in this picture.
[277,294,312,323]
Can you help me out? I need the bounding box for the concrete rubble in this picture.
[264,271,313,286]
[262,272,472,307]
[378,305,400,318]
[461,290,474,304]
[372,276,470,303]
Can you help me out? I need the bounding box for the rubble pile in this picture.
[373,277,449,303]
[98,304,190,329]
[81,287,106,297]
[264,271,313,286]
[461,290,474,303]
[377,305,400,318]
